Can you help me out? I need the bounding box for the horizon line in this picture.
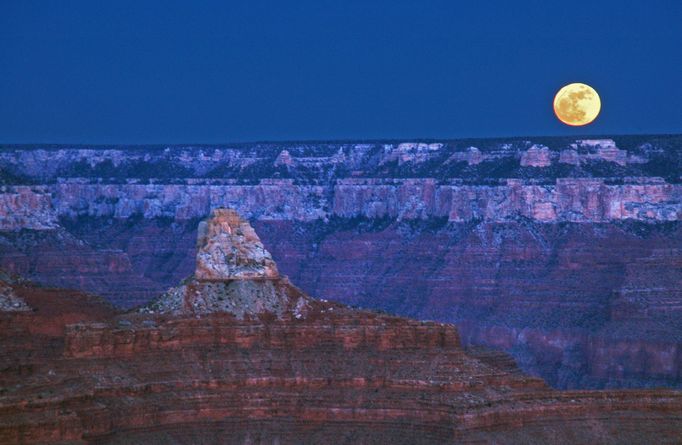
[2,132,682,147]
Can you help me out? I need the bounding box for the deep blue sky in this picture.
[1,1,681,144]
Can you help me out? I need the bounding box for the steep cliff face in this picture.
[1,211,681,444]
[1,137,681,228]
[0,136,681,389]
[1,176,680,228]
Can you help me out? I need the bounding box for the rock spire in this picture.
[195,208,279,281]
[142,208,308,317]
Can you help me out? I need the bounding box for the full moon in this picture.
[553,83,601,126]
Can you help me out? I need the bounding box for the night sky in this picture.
[2,1,681,144]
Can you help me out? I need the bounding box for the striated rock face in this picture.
[0,137,681,228]
[1,136,682,390]
[1,214,681,444]
[0,177,680,226]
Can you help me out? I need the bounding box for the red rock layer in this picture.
[1,292,681,444]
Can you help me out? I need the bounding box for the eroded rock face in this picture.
[195,208,279,281]
[142,208,305,318]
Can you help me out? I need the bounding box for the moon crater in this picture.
[553,83,601,126]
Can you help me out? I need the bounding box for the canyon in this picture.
[1,209,681,444]
[0,136,681,389]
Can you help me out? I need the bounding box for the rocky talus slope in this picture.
[1,210,681,444]
[1,136,681,389]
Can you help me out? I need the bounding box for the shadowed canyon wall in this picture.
[1,136,681,389]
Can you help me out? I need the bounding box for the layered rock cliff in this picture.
[1,211,681,444]
[1,137,681,228]
[141,208,309,318]
[0,136,681,390]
